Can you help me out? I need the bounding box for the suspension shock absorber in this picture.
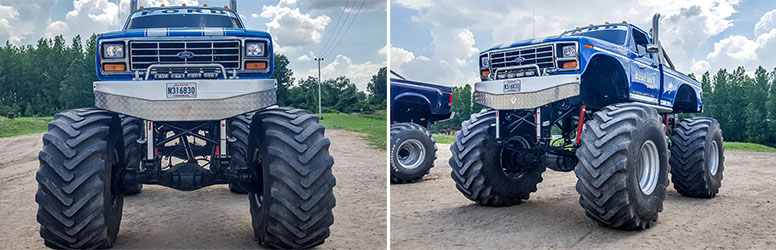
[576,105,586,145]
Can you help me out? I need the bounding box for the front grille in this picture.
[129,40,240,71]
[489,44,555,79]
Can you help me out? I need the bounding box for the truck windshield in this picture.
[566,25,627,45]
[125,9,243,29]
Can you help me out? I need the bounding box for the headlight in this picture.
[562,45,577,58]
[246,42,265,57]
[481,56,489,67]
[103,44,124,59]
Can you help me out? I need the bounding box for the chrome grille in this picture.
[489,44,555,79]
[129,40,240,70]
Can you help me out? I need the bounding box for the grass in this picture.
[0,112,388,150]
[725,142,776,152]
[433,134,456,144]
[319,111,386,150]
[0,116,53,138]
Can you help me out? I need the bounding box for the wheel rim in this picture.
[709,140,719,175]
[638,140,659,195]
[396,139,425,169]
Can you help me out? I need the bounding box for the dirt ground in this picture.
[391,144,776,249]
[0,129,386,249]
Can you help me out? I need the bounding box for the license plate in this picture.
[166,82,197,98]
[503,80,521,92]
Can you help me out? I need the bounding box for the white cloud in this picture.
[691,60,711,73]
[392,0,432,10]
[381,45,415,70]
[392,25,481,85]
[755,9,776,37]
[297,54,311,62]
[0,4,23,43]
[707,35,758,62]
[260,0,331,47]
[303,54,384,90]
[0,5,18,31]
[45,21,70,38]
[693,8,776,75]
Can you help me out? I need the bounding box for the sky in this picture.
[391,0,776,86]
[0,0,386,90]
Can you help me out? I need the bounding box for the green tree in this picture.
[272,53,294,106]
[766,67,776,145]
[59,57,94,109]
[745,102,767,144]
[367,67,386,107]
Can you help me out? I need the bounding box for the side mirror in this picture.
[646,44,660,54]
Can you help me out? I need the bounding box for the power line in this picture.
[317,0,353,57]
[320,0,366,58]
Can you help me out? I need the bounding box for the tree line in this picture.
[432,66,776,147]
[0,34,386,117]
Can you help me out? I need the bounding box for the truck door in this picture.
[627,28,660,104]
[658,51,682,108]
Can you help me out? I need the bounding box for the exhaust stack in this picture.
[230,0,238,11]
[652,13,660,46]
[129,0,137,12]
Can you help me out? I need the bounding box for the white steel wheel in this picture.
[708,140,719,175]
[397,139,426,169]
[638,140,660,195]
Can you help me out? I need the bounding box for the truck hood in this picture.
[484,35,571,52]
[483,34,614,53]
[99,28,271,39]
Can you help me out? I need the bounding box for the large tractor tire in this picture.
[449,110,545,206]
[574,103,669,230]
[35,108,125,248]
[227,112,254,194]
[120,115,143,195]
[669,117,724,198]
[248,107,336,248]
[390,123,437,184]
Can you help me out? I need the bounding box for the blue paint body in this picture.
[94,6,274,81]
[481,23,702,112]
[390,72,453,126]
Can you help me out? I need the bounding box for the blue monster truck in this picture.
[389,71,454,183]
[34,1,335,248]
[450,14,724,230]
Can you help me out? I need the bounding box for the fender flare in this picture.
[579,53,630,106]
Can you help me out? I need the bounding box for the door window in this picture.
[630,29,651,59]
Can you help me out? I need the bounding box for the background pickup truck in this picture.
[389,71,453,183]
[390,71,454,127]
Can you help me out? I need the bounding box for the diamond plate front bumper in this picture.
[93,79,277,121]
[474,74,581,110]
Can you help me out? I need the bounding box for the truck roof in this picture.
[129,6,237,15]
[123,6,243,30]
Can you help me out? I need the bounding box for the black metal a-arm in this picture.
[121,120,256,192]
[495,101,584,172]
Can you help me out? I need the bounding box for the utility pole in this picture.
[314,57,324,119]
